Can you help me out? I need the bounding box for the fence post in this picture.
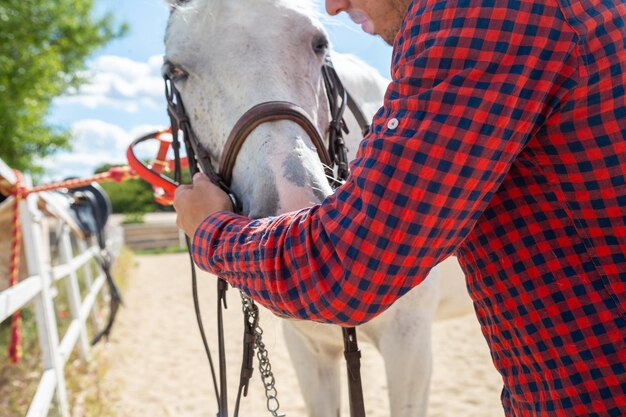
[20,177,70,417]
[59,226,91,360]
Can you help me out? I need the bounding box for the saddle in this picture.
[62,182,112,248]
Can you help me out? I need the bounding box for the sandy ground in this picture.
[99,253,505,417]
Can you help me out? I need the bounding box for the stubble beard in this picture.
[380,0,412,45]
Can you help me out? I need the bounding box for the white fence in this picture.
[0,160,122,417]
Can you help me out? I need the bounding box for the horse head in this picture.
[164,0,334,218]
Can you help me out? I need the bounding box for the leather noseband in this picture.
[220,101,332,187]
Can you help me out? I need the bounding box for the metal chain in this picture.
[240,293,286,417]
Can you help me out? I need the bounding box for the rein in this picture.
[130,55,371,417]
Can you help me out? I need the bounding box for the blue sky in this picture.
[45,0,392,179]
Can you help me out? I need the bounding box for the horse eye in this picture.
[312,35,329,55]
[163,60,189,82]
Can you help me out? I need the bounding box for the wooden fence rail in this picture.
[123,223,185,251]
[0,159,122,417]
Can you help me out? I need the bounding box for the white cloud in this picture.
[45,53,171,180]
[54,55,164,112]
[41,120,165,180]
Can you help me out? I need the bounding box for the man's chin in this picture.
[357,19,398,45]
[380,22,404,46]
[363,29,394,46]
[379,31,396,46]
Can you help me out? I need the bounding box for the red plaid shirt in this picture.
[193,0,626,414]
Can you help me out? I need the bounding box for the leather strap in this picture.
[220,101,332,186]
[217,279,229,417]
[323,56,368,417]
[161,54,370,417]
[343,327,366,417]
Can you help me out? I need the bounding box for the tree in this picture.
[94,164,177,214]
[0,0,126,172]
[100,177,160,214]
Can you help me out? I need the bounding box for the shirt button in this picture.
[387,118,399,130]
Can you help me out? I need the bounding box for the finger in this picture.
[175,183,192,197]
[193,172,211,184]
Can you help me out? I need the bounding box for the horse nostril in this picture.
[312,35,329,55]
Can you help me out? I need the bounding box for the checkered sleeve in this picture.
[193,0,578,325]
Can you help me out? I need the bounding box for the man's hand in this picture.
[174,172,234,237]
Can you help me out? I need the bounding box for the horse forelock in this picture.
[166,0,320,18]
[165,0,329,50]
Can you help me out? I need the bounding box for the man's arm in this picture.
[193,0,579,326]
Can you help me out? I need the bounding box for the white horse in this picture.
[164,1,473,416]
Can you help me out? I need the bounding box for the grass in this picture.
[111,246,133,289]
[0,307,42,416]
[120,212,145,225]
[0,245,134,417]
[133,245,188,256]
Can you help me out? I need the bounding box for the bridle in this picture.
[166,55,369,417]
[145,55,370,417]
[222,102,333,187]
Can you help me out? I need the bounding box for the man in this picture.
[175,0,626,415]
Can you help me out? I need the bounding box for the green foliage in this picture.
[134,246,188,255]
[96,163,176,214]
[100,178,158,214]
[0,307,41,415]
[0,0,126,172]
[121,212,146,224]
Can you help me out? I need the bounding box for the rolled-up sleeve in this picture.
[193,0,579,326]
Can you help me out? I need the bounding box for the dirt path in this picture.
[99,253,504,416]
